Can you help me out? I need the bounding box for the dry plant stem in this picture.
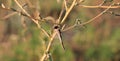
[3,12,17,20]
[98,0,106,6]
[14,0,31,18]
[79,5,120,8]
[57,9,64,23]
[40,28,50,38]
[43,16,55,23]
[40,32,57,61]
[60,0,77,24]
[62,24,76,31]
[41,0,77,61]
[14,0,50,37]
[63,3,114,32]
[64,0,68,10]
[81,3,114,25]
[57,2,65,23]
[14,0,39,27]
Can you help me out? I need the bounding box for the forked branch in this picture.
[63,3,115,32]
[13,0,50,37]
[40,0,77,61]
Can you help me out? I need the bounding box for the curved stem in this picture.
[63,3,114,32]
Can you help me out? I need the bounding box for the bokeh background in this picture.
[0,0,120,61]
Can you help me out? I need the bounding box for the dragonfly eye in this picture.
[54,25,59,29]
[53,24,61,29]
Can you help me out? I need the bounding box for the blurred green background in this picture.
[0,0,120,61]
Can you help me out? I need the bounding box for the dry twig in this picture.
[13,0,50,37]
[40,0,77,61]
[78,5,120,8]
[60,0,77,24]
[63,3,115,32]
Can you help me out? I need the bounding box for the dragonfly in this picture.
[53,24,65,50]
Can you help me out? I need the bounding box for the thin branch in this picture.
[14,0,50,37]
[43,16,55,23]
[14,0,40,28]
[40,32,57,61]
[63,3,114,32]
[64,0,68,10]
[2,12,17,20]
[40,27,50,37]
[61,24,66,30]
[1,4,18,20]
[57,2,65,23]
[75,0,85,5]
[81,3,114,25]
[78,5,120,8]
[57,8,65,23]
[60,0,77,24]
[14,0,31,17]
[99,0,106,6]
[14,0,40,27]
[40,0,78,61]
[62,24,76,32]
